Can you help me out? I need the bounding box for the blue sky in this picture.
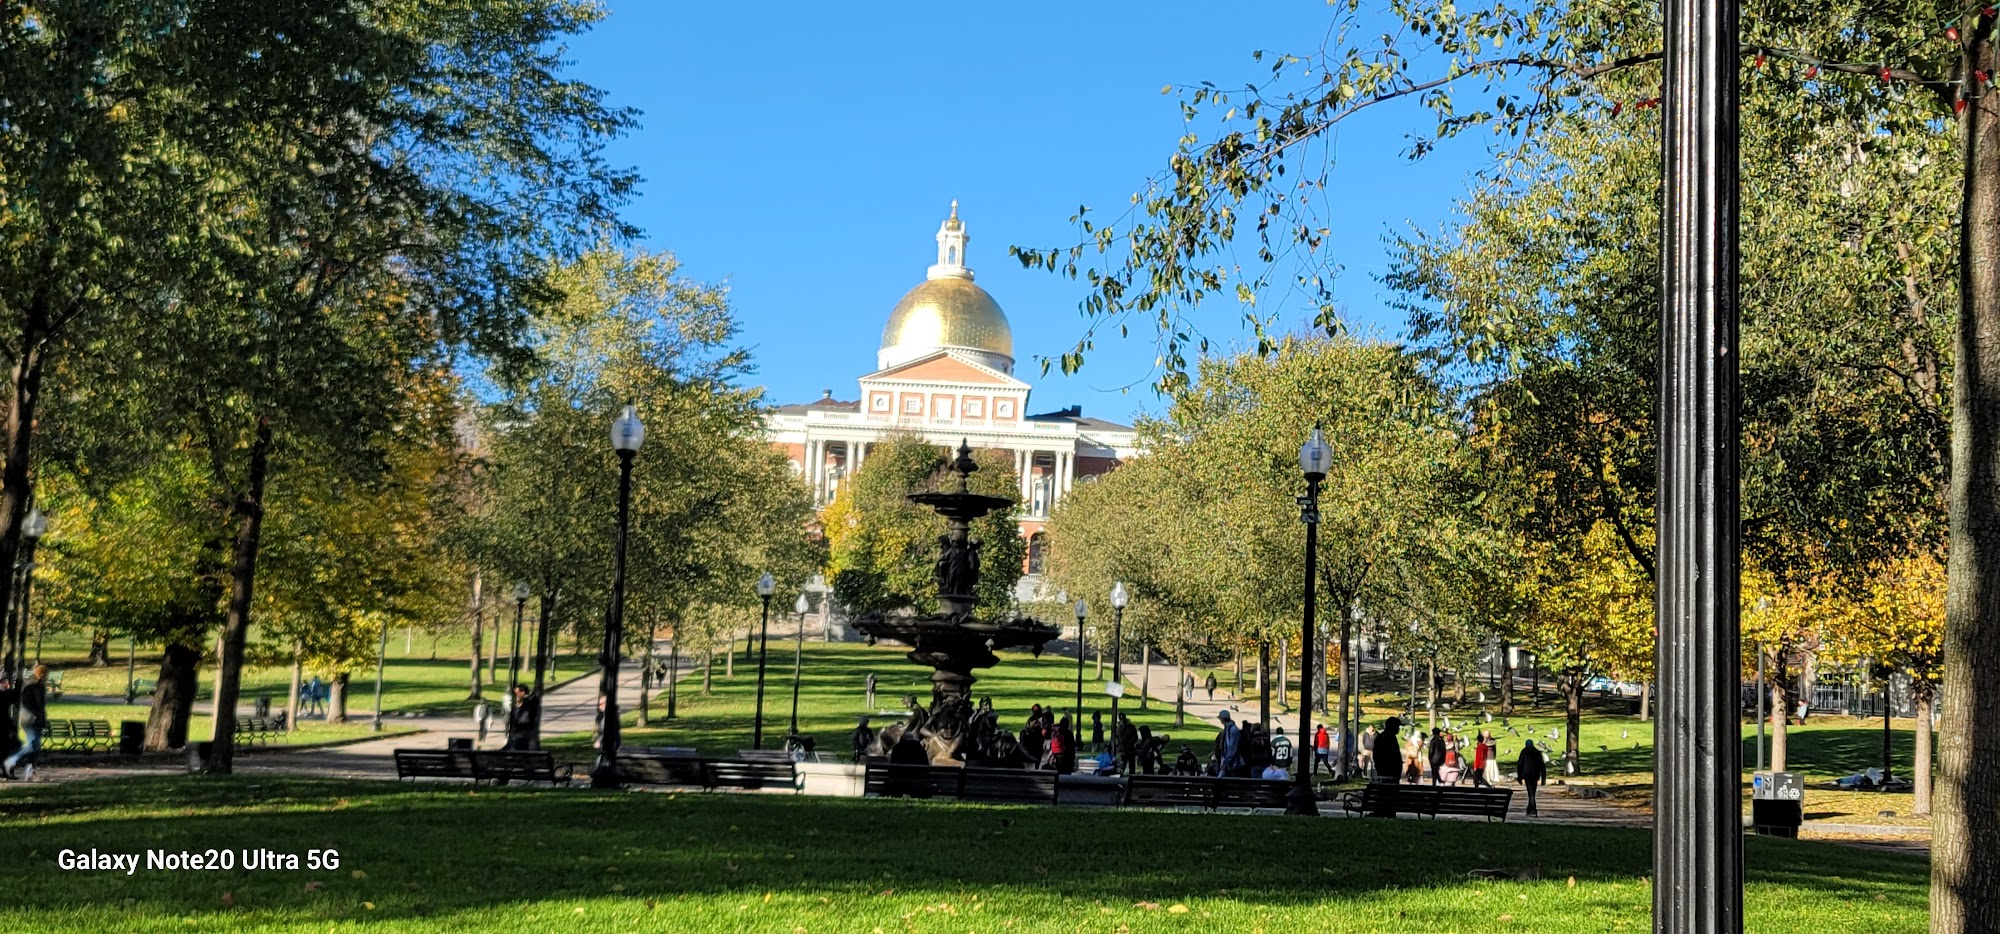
[564,1,1493,425]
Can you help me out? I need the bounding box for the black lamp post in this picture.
[752,571,775,749]
[788,590,809,738]
[1287,425,1330,816]
[7,508,45,679]
[590,404,645,789]
[1108,582,1128,761]
[1072,596,1087,735]
[510,582,529,687]
[666,631,679,720]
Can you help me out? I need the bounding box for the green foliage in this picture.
[823,434,1023,618]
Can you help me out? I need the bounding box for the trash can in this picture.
[254,695,271,718]
[185,741,214,773]
[119,721,144,756]
[1752,770,1803,837]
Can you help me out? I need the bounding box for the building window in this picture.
[996,401,1013,418]
[965,400,983,417]
[935,398,953,418]
[903,397,922,413]
[872,394,889,411]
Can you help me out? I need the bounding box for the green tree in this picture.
[824,434,1023,619]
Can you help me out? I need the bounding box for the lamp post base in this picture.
[1284,781,1319,816]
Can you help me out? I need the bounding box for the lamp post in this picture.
[1072,598,1087,735]
[1287,425,1330,816]
[752,572,776,749]
[510,582,530,687]
[788,591,809,738]
[590,404,645,789]
[12,508,46,678]
[1108,583,1128,762]
[666,630,680,720]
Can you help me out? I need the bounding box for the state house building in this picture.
[766,204,1139,576]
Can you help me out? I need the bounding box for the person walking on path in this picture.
[3,665,50,780]
[1204,673,1217,701]
[865,673,877,710]
[1313,724,1332,775]
[1471,729,1493,787]
[1052,715,1077,773]
[1427,728,1447,785]
[1517,740,1547,816]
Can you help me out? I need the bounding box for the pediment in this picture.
[861,350,1028,389]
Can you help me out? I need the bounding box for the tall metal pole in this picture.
[510,596,526,687]
[125,636,136,705]
[1072,607,1086,739]
[667,637,679,720]
[371,622,389,732]
[529,589,553,748]
[1109,605,1124,752]
[590,447,637,788]
[752,594,773,749]
[788,602,806,737]
[1656,0,1742,917]
[1287,471,1322,816]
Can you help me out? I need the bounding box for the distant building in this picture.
[765,203,1138,576]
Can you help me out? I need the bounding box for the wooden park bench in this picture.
[701,757,797,792]
[861,762,1062,806]
[233,714,288,746]
[394,749,477,782]
[470,750,575,786]
[43,719,114,753]
[1124,774,1290,810]
[1340,782,1511,821]
[614,751,707,787]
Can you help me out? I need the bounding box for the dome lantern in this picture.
[878,203,1015,374]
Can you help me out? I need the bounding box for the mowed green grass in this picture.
[0,775,1926,933]
[26,628,590,748]
[577,641,1220,758]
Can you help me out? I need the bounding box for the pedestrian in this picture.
[865,672,877,709]
[851,717,875,760]
[1482,730,1502,787]
[3,665,50,780]
[304,676,326,717]
[1313,724,1332,775]
[1116,714,1139,774]
[1184,672,1196,701]
[1360,724,1378,776]
[1204,672,1217,701]
[1371,717,1402,782]
[1215,710,1244,777]
[1518,740,1547,816]
[474,700,491,746]
[1471,729,1492,787]
[504,684,538,750]
[1269,725,1294,771]
[1090,710,1104,750]
[1052,715,1077,773]
[1439,746,1462,786]
[1428,728,1447,785]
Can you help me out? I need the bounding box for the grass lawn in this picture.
[566,641,1221,758]
[0,775,1926,933]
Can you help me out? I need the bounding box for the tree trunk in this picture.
[1234,645,1243,695]
[1937,47,2000,929]
[143,640,201,751]
[285,644,301,734]
[86,630,111,666]
[205,416,272,775]
[1257,639,1270,729]
[1499,641,1516,714]
[0,301,52,667]
[703,647,714,695]
[468,572,484,700]
[725,630,735,678]
[1914,686,1935,816]
[328,672,350,723]
[1277,636,1288,712]
[1175,661,1187,727]
[1453,668,1468,704]
[1426,659,1440,732]
[637,621,654,728]
[1139,641,1152,710]
[1639,681,1652,722]
[1561,671,1582,776]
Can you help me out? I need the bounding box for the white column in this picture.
[1017,449,1030,503]
[809,439,823,502]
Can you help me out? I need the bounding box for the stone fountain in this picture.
[853,440,1060,765]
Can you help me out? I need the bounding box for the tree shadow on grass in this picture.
[0,776,1929,930]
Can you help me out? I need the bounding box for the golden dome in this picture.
[880,276,1013,361]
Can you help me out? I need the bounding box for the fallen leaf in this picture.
[1499,914,1514,922]
[350,870,367,880]
[220,892,234,907]
[1169,904,1190,914]
[1567,876,1577,888]
[1135,901,1160,910]
[303,882,322,893]
[362,902,376,911]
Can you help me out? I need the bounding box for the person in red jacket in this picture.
[1312,724,1332,775]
